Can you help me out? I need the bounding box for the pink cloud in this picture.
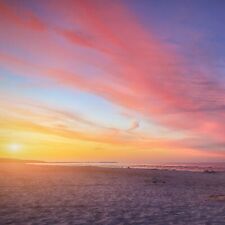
[127,120,140,132]
[0,1,46,31]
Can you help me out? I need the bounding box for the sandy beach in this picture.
[0,163,225,225]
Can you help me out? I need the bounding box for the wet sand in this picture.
[0,163,225,225]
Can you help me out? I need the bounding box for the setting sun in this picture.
[7,144,22,153]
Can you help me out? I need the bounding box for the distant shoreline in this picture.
[28,162,225,173]
[43,161,118,164]
[0,158,118,164]
[0,158,45,163]
[1,158,225,172]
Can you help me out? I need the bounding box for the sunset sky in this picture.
[0,0,224,162]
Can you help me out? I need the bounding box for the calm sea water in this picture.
[29,162,225,172]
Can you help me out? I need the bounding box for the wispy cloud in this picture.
[127,120,139,132]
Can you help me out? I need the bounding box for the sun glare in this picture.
[8,144,22,153]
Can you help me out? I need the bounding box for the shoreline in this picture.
[28,161,225,173]
[1,161,225,174]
